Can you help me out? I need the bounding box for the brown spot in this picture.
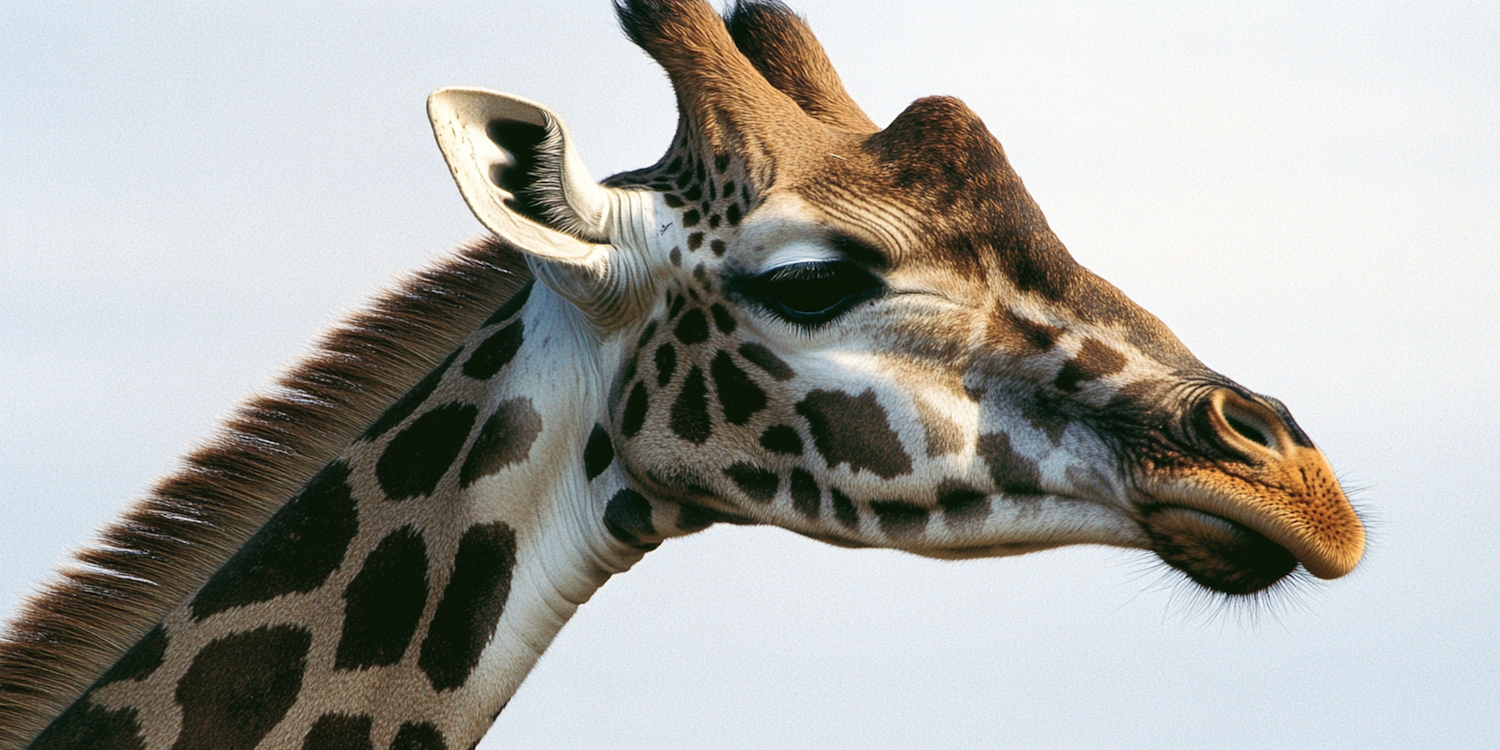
[869,500,930,539]
[796,389,913,479]
[418,523,517,692]
[1055,338,1126,393]
[830,487,859,529]
[988,309,1062,354]
[725,463,779,502]
[302,713,374,750]
[459,398,543,487]
[1020,391,1072,445]
[175,626,311,750]
[738,342,795,381]
[938,482,991,529]
[976,432,1044,495]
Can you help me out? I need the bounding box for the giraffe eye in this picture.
[750,260,884,325]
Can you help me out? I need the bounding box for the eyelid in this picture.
[828,232,889,270]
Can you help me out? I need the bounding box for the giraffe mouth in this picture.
[1136,505,1298,595]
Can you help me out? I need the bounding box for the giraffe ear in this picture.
[428,87,619,266]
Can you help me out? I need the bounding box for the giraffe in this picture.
[0,1,1366,748]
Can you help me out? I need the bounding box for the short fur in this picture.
[0,238,532,748]
[725,0,877,133]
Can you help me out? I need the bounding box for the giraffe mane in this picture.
[0,237,531,748]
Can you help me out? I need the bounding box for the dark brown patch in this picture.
[670,367,713,444]
[604,489,659,550]
[976,432,1045,495]
[796,390,913,479]
[938,484,991,529]
[711,350,766,425]
[336,526,429,671]
[584,424,615,481]
[789,469,821,518]
[462,321,525,381]
[175,626,311,750]
[654,344,678,387]
[1020,391,1072,445]
[191,461,358,620]
[1054,338,1127,393]
[709,304,737,334]
[481,279,534,327]
[418,523,518,692]
[459,398,544,487]
[738,342,795,381]
[637,319,660,348]
[377,403,479,500]
[724,464,779,502]
[869,500,930,539]
[988,308,1062,354]
[29,701,145,750]
[391,722,448,750]
[97,625,168,687]
[302,713,373,750]
[759,424,804,455]
[621,382,649,438]
[675,309,710,344]
[830,487,859,529]
[363,348,463,441]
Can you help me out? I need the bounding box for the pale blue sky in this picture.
[2,1,1497,747]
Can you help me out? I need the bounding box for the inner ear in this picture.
[484,118,552,227]
[429,87,613,263]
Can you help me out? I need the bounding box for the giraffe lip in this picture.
[1135,504,1298,595]
[1135,469,1363,582]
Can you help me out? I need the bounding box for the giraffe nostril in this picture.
[1225,415,1269,447]
[1202,388,1286,460]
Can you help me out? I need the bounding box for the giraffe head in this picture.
[429,0,1363,594]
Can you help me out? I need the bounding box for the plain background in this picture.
[2,1,1496,747]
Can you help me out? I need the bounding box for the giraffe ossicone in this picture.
[2,1,1365,748]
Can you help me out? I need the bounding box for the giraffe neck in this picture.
[31,278,651,750]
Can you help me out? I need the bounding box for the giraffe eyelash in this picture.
[741,260,885,327]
